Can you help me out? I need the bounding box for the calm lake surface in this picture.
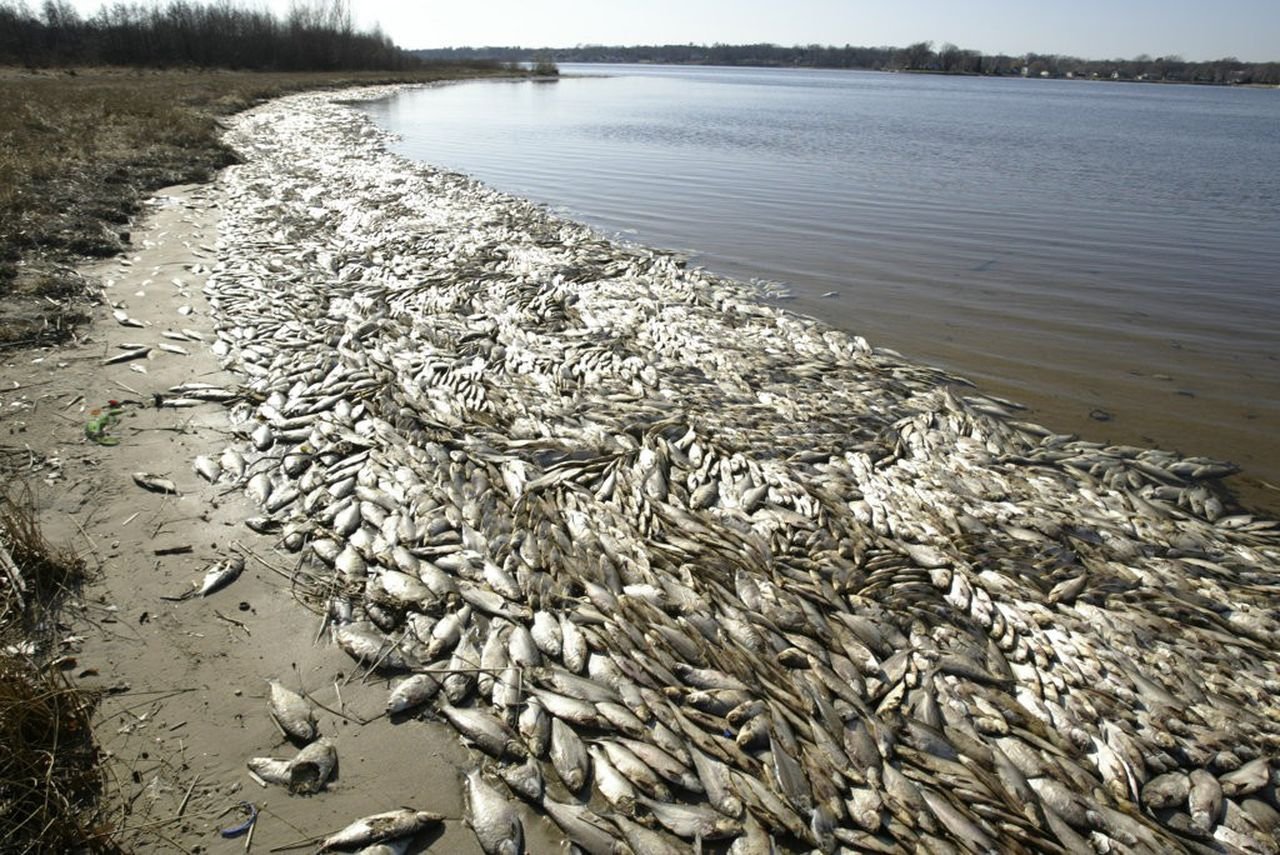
[360,65,1280,505]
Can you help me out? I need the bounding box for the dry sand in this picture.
[2,183,551,852]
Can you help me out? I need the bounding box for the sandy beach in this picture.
[4,83,1279,852]
[6,182,523,851]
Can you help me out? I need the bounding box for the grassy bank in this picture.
[0,64,513,348]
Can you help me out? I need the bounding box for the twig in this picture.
[312,609,330,646]
[244,807,257,853]
[0,379,54,394]
[214,609,250,633]
[268,833,325,853]
[66,513,104,569]
[176,774,199,818]
[300,685,375,726]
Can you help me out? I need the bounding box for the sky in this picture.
[59,0,1280,62]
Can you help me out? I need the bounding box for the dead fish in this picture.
[530,687,603,729]
[193,455,222,482]
[465,768,523,855]
[530,610,563,657]
[439,704,526,760]
[246,756,292,787]
[266,678,317,743]
[220,448,247,481]
[1220,758,1271,797]
[638,794,743,840]
[727,812,777,855]
[613,736,702,793]
[560,615,589,674]
[112,308,145,328]
[690,744,744,818]
[1189,768,1224,831]
[318,808,444,852]
[444,631,480,703]
[540,798,616,855]
[387,673,441,715]
[1047,574,1087,605]
[920,787,995,851]
[133,472,178,494]
[350,841,411,855]
[289,737,337,795]
[199,557,244,596]
[426,607,471,660]
[333,623,420,673]
[517,696,550,757]
[595,739,671,800]
[244,516,281,535]
[1141,771,1190,809]
[611,813,686,855]
[549,716,590,791]
[498,755,544,802]
[586,744,638,815]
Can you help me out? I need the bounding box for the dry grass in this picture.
[0,64,515,347]
[0,486,117,854]
[0,486,86,626]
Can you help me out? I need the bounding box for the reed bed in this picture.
[0,486,116,854]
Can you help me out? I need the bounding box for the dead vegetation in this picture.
[0,486,118,854]
[0,64,516,348]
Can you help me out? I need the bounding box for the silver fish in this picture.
[465,768,523,855]
[266,678,316,743]
[586,744,637,815]
[289,737,337,795]
[387,673,441,715]
[549,716,590,791]
[595,739,672,801]
[517,695,550,757]
[318,808,444,852]
[611,813,686,855]
[439,704,525,760]
[638,794,743,840]
[246,756,292,787]
[498,755,543,802]
[132,471,178,494]
[199,557,245,597]
[540,799,616,855]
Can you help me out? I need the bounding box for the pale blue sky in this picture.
[61,1,1280,62]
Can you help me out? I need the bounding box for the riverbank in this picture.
[0,66,517,353]
[4,82,1280,852]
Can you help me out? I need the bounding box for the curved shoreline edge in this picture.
[188,83,1280,851]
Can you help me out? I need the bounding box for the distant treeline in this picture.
[415,42,1280,86]
[0,0,447,70]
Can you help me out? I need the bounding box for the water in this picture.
[359,65,1280,506]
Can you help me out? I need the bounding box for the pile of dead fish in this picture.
[195,86,1280,853]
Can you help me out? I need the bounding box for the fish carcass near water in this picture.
[200,85,1280,853]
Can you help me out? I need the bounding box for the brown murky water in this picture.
[361,66,1280,512]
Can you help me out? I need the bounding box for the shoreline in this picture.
[365,71,1280,514]
[6,83,1280,851]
